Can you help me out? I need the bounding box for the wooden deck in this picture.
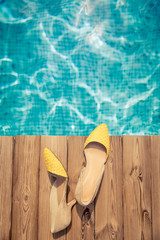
[0,136,160,240]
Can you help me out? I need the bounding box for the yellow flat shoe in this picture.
[44,148,76,233]
[74,123,110,206]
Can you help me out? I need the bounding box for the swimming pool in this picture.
[0,0,160,136]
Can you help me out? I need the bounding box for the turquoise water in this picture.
[0,0,160,135]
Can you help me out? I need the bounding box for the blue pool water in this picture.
[0,0,160,136]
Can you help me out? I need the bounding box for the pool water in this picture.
[0,0,160,135]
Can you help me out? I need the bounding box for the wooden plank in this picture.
[151,135,160,240]
[11,136,40,240]
[0,136,13,240]
[67,136,94,240]
[95,136,123,240]
[123,136,152,240]
[38,136,67,240]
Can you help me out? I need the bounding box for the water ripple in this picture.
[0,0,160,135]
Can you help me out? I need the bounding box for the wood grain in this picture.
[1,135,160,240]
[0,136,13,240]
[11,136,40,240]
[151,135,160,240]
[95,136,123,240]
[123,136,152,240]
[38,136,67,240]
[67,136,94,240]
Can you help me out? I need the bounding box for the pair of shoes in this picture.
[44,123,110,233]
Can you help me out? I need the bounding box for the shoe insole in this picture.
[49,174,66,205]
[49,175,67,233]
[82,142,107,202]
